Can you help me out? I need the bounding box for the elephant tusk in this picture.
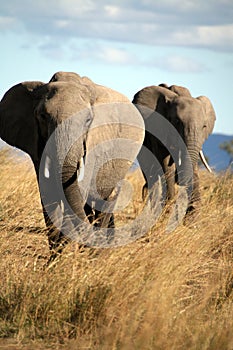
[199,150,212,173]
[77,156,85,182]
[44,155,51,179]
[60,200,64,215]
[178,150,182,166]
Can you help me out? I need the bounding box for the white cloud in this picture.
[0,0,233,52]
[71,42,137,65]
[56,0,96,17]
[96,47,134,64]
[70,40,204,73]
[169,24,233,50]
[0,16,17,31]
[154,55,206,73]
[197,25,233,50]
[104,5,120,17]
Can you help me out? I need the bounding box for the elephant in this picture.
[0,71,144,260]
[132,84,216,220]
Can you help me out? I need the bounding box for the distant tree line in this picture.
[220,139,233,166]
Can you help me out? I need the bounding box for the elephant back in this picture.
[94,85,129,104]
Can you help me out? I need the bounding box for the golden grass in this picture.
[0,147,233,349]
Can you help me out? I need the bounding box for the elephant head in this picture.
[161,85,216,181]
[0,71,144,257]
[133,84,216,217]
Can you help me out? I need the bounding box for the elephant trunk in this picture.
[176,132,203,213]
[61,141,87,224]
[177,137,201,189]
[62,169,86,222]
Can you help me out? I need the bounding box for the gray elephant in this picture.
[0,71,144,259]
[132,84,216,219]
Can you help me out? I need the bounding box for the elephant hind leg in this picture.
[84,204,114,227]
[84,203,95,223]
[84,203,115,245]
[91,209,115,228]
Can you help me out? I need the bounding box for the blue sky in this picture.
[0,0,233,135]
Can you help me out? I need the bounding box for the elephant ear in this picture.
[132,85,176,116]
[197,96,216,140]
[0,81,44,162]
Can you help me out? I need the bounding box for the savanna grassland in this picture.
[0,147,233,350]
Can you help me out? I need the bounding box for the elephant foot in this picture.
[45,241,89,268]
[47,230,69,264]
[184,203,201,226]
[44,253,60,269]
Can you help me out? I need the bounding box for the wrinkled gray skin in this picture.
[133,84,216,218]
[0,71,144,260]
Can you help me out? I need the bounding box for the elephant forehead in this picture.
[49,71,83,83]
[42,82,93,121]
[49,71,95,89]
[174,97,205,118]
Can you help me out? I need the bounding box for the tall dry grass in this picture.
[0,147,233,349]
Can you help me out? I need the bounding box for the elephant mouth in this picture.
[62,154,86,190]
[174,148,211,173]
[42,146,86,187]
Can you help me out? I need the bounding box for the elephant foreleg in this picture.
[91,194,116,245]
[184,164,201,223]
[35,161,68,261]
[163,155,176,200]
[185,163,201,220]
[41,201,68,261]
